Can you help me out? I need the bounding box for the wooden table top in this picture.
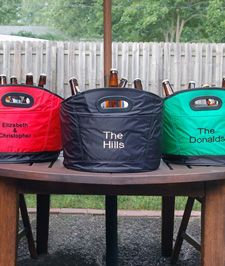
[0,157,225,186]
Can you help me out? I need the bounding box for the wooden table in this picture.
[0,158,225,266]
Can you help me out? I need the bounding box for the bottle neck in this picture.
[188,83,195,89]
[69,79,80,95]
[119,78,127,88]
[0,76,7,85]
[38,76,46,87]
[26,78,33,85]
[222,79,225,88]
[109,73,119,87]
[163,83,174,96]
[134,80,143,90]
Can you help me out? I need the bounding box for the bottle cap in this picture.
[110,68,118,73]
[202,83,210,87]
[69,77,78,85]
[69,77,77,81]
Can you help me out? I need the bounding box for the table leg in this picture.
[201,180,225,266]
[105,195,118,266]
[36,194,50,255]
[161,196,175,257]
[0,180,18,266]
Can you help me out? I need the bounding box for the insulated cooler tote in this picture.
[60,88,163,172]
[162,88,225,165]
[0,85,63,163]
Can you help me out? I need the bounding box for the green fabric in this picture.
[162,88,225,156]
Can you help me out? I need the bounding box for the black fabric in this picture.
[60,88,163,172]
[162,154,225,166]
[0,151,60,163]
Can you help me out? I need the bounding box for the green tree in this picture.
[204,0,225,42]
[19,0,55,25]
[0,0,22,24]
[112,0,209,42]
[47,0,103,40]
[16,0,225,43]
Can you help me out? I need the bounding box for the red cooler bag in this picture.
[0,85,63,163]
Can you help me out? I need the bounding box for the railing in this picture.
[0,40,224,97]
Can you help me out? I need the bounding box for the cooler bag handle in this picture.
[2,92,34,108]
[190,95,222,111]
[96,95,133,113]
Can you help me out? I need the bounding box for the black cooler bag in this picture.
[60,88,163,172]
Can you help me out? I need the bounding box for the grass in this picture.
[25,195,201,211]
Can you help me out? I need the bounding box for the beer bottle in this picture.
[202,83,216,106]
[10,76,21,103]
[108,69,120,107]
[119,78,128,88]
[10,76,18,84]
[188,81,195,89]
[69,77,80,96]
[0,74,7,85]
[206,97,216,106]
[3,75,11,103]
[22,73,33,104]
[25,73,34,85]
[118,77,128,108]
[109,69,119,87]
[162,79,174,96]
[222,76,225,88]
[134,78,143,90]
[10,76,22,103]
[9,76,19,103]
[38,73,47,88]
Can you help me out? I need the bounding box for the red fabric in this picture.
[0,85,62,152]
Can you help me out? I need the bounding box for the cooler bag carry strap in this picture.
[96,95,133,113]
[162,88,225,164]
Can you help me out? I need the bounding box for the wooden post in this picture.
[103,4,118,266]
[0,180,18,266]
[201,180,225,266]
[103,0,112,87]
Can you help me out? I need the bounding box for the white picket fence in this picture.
[0,40,224,98]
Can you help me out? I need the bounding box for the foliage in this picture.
[112,0,210,42]
[1,0,225,42]
[13,30,66,40]
[42,0,103,40]
[0,0,22,24]
[204,0,225,42]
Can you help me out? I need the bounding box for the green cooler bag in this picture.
[162,87,225,165]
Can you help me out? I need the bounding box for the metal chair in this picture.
[18,194,37,258]
[171,197,202,264]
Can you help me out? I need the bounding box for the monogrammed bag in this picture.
[162,87,225,165]
[60,88,163,172]
[0,85,62,163]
